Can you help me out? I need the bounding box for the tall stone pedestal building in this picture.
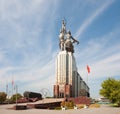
[53,20,89,98]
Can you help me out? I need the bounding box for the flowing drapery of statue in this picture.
[59,20,79,53]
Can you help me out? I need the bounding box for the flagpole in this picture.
[87,73,89,97]
[12,80,13,101]
[12,77,14,101]
[86,65,90,97]
[86,72,88,97]
[6,84,8,97]
[16,85,18,106]
[87,73,88,85]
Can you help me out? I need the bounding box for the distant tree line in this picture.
[0,92,22,104]
[0,91,42,104]
[0,92,7,104]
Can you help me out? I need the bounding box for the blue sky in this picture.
[0,0,120,98]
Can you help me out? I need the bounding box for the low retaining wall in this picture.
[27,101,61,109]
[14,105,27,110]
[68,97,90,105]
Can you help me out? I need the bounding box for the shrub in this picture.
[55,107,61,110]
[61,100,74,108]
[89,104,100,108]
[76,104,84,109]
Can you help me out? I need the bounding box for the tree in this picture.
[100,78,120,106]
[11,93,22,103]
[0,92,7,104]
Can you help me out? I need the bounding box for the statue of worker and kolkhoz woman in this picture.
[59,20,79,53]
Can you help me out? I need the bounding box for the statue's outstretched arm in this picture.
[71,37,79,44]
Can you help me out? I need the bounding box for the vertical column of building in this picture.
[66,52,73,97]
[77,73,80,96]
[56,53,60,85]
[57,52,65,84]
[65,52,68,84]
[54,54,59,98]
[55,51,68,98]
[53,85,59,98]
[62,52,66,84]
[56,54,58,85]
[71,54,77,97]
[68,52,71,85]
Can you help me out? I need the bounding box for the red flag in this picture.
[87,65,90,73]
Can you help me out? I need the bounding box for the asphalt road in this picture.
[0,104,120,114]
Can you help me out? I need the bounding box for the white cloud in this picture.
[0,0,59,94]
[0,0,58,49]
[0,0,58,66]
[77,27,120,80]
[0,49,57,94]
[0,0,53,20]
[75,0,114,38]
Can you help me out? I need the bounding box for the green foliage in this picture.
[100,78,120,106]
[0,92,7,104]
[110,103,120,107]
[55,107,61,110]
[61,100,74,107]
[11,93,22,102]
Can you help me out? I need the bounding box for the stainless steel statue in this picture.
[59,20,79,53]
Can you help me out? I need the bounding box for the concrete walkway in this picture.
[0,104,120,114]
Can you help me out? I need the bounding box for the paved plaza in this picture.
[0,103,120,114]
